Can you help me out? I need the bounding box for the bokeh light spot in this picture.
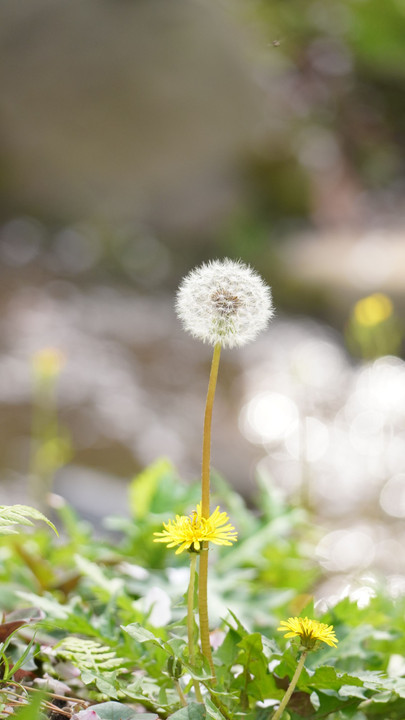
[380,473,405,518]
[285,416,329,462]
[239,392,298,445]
[349,410,385,456]
[0,217,44,265]
[316,529,375,572]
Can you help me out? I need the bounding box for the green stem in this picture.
[187,552,203,702]
[175,679,188,707]
[30,377,60,512]
[272,650,308,720]
[240,649,251,710]
[201,343,221,517]
[198,547,214,678]
[198,342,221,679]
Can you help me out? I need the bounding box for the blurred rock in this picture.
[0,0,263,224]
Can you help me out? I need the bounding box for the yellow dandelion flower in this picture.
[354,293,393,327]
[278,617,338,649]
[153,504,237,555]
[33,347,65,380]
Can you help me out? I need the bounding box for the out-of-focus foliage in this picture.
[345,293,403,359]
[247,0,405,217]
[1,462,405,719]
[210,0,405,332]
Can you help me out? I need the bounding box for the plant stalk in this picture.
[174,680,188,707]
[201,342,221,517]
[198,342,221,679]
[272,650,308,720]
[187,552,203,702]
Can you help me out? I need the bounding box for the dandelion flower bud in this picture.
[176,259,273,348]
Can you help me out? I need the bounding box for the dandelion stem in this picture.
[201,342,221,517]
[198,546,214,677]
[198,341,221,679]
[174,679,188,707]
[272,650,308,720]
[187,552,203,702]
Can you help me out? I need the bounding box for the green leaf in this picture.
[261,635,280,658]
[43,612,106,639]
[55,637,124,670]
[347,0,405,75]
[16,591,70,620]
[168,703,206,720]
[75,554,124,597]
[11,691,46,719]
[0,505,58,535]
[225,609,249,636]
[215,627,241,666]
[54,636,127,697]
[309,689,356,719]
[181,657,213,682]
[338,685,369,700]
[238,632,264,654]
[392,678,405,699]
[2,634,38,681]
[205,698,226,720]
[354,670,387,689]
[95,674,120,698]
[305,666,363,692]
[125,676,161,703]
[129,459,174,520]
[165,634,188,657]
[121,622,165,647]
[368,689,395,703]
[89,701,156,720]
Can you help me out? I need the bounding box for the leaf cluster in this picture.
[0,461,404,719]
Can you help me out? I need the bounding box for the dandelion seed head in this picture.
[176,259,274,348]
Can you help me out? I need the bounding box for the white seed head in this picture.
[176,258,274,348]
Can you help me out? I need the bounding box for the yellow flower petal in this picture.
[278,617,338,649]
[153,505,237,554]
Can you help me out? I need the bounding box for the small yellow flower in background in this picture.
[278,617,338,649]
[153,504,237,555]
[33,347,65,381]
[354,293,393,327]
